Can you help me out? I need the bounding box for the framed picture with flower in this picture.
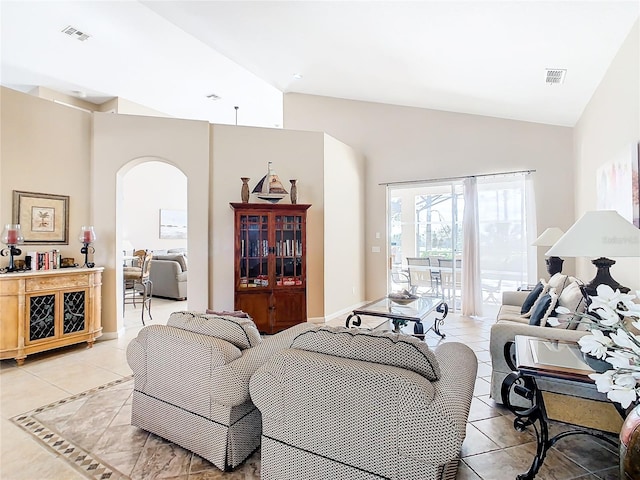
[12,190,69,244]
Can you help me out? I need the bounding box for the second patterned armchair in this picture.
[250,326,477,480]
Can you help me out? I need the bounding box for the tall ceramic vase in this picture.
[241,177,250,203]
[289,179,297,204]
[621,403,640,479]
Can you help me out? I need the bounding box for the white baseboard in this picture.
[316,300,372,323]
[98,327,126,341]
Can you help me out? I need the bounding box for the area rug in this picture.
[11,376,260,480]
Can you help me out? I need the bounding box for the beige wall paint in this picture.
[122,161,187,251]
[323,134,366,318]
[92,112,210,336]
[1,87,91,261]
[210,124,327,319]
[574,20,640,291]
[284,93,575,300]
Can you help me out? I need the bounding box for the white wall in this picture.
[122,161,187,251]
[323,134,366,318]
[1,87,91,261]
[574,20,640,291]
[210,124,327,318]
[284,94,574,300]
[92,113,210,336]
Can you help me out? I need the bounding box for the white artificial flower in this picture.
[606,351,633,369]
[610,328,640,356]
[546,317,561,327]
[591,306,622,326]
[555,306,571,315]
[588,370,615,392]
[607,387,638,409]
[591,284,636,312]
[578,330,613,359]
[626,301,640,318]
[573,285,640,408]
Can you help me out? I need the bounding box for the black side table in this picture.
[501,335,622,480]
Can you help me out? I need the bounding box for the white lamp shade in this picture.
[546,210,640,258]
[532,227,565,247]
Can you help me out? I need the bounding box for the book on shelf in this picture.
[25,250,62,271]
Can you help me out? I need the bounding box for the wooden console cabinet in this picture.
[230,203,310,334]
[0,267,103,365]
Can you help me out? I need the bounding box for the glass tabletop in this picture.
[515,335,595,379]
[353,296,443,321]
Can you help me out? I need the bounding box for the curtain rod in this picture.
[379,169,536,187]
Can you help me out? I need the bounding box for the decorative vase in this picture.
[621,403,640,479]
[241,177,250,203]
[289,179,297,204]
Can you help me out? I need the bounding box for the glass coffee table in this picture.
[345,295,447,338]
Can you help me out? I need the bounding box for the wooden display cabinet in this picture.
[230,203,310,334]
[0,267,103,365]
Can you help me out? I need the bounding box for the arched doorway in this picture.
[118,158,188,327]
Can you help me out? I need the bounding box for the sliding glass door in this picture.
[389,183,463,308]
[388,173,533,314]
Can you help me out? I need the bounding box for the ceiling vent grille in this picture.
[545,69,566,85]
[61,26,90,42]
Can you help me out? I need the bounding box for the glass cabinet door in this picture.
[238,214,270,288]
[274,214,304,287]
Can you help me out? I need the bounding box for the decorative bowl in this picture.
[388,295,418,305]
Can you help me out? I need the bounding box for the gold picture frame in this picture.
[12,191,69,244]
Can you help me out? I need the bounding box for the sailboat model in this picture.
[252,162,288,203]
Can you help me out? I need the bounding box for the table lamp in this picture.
[532,227,565,276]
[546,210,640,295]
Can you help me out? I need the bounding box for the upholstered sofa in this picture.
[250,326,477,480]
[150,251,187,300]
[489,273,589,403]
[126,311,315,471]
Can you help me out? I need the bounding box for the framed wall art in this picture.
[12,191,69,244]
[159,209,187,239]
[596,143,640,228]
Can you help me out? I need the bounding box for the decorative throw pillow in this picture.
[522,280,552,317]
[520,281,544,315]
[167,311,261,349]
[291,326,441,381]
[548,273,572,296]
[528,290,558,327]
[550,281,587,329]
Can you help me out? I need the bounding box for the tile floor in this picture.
[0,299,621,479]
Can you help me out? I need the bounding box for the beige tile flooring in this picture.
[0,299,620,479]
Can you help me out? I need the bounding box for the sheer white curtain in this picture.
[462,177,482,316]
[525,174,538,285]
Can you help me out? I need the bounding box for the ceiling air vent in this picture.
[545,68,566,85]
[61,26,90,42]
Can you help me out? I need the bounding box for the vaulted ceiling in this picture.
[1,1,638,128]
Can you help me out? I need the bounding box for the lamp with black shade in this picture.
[532,227,565,276]
[545,210,640,295]
[79,226,96,268]
[1,224,24,272]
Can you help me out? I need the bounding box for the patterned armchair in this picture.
[250,326,477,480]
[126,311,314,471]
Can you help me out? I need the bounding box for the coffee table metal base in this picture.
[345,297,448,339]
